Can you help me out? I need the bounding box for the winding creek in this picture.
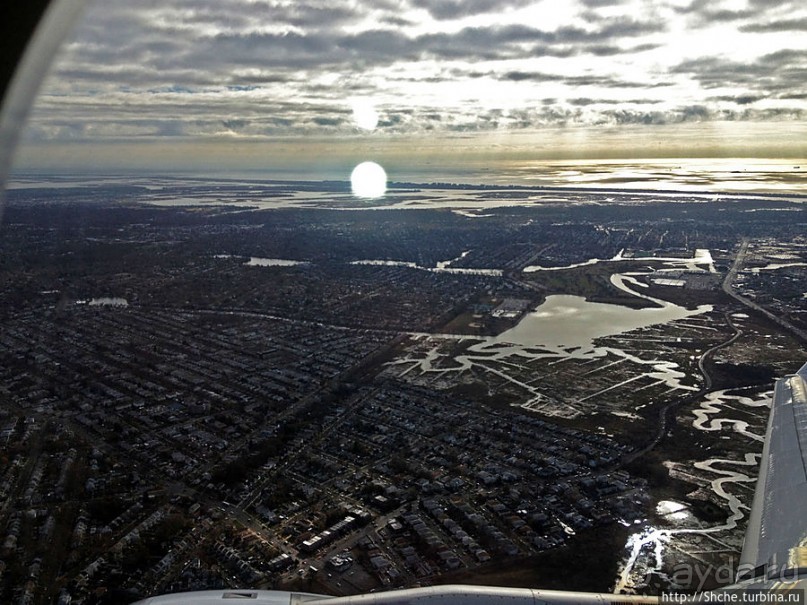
[613,387,772,593]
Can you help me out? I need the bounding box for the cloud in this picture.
[675,0,805,31]
[16,0,807,151]
[221,118,248,130]
[568,97,662,106]
[598,104,805,126]
[672,50,807,96]
[579,0,627,7]
[740,17,807,32]
[409,0,534,20]
[710,95,763,105]
[501,71,565,82]
[57,8,667,82]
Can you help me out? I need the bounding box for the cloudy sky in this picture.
[12,0,807,178]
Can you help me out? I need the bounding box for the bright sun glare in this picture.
[350,161,387,198]
[351,100,380,131]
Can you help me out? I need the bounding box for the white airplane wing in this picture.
[131,585,658,604]
[737,362,807,584]
[131,590,332,604]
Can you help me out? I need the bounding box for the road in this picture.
[623,311,742,464]
[722,238,807,344]
[625,237,805,465]
[698,312,743,392]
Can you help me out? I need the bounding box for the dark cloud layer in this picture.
[740,17,807,33]
[410,0,534,20]
[673,50,807,96]
[77,17,665,76]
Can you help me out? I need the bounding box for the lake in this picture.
[495,293,711,350]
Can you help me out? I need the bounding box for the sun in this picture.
[350,161,387,199]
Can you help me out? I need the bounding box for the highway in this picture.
[722,238,807,344]
[626,237,805,466]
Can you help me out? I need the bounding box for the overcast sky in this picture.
[12,0,807,176]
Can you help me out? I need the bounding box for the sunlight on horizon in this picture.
[350,161,387,198]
